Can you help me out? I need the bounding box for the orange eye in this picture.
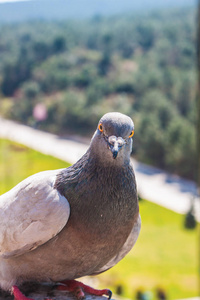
[129,130,134,138]
[98,123,103,132]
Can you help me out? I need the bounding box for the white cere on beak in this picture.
[108,136,125,147]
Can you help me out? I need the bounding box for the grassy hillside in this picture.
[0,139,198,299]
[0,139,70,194]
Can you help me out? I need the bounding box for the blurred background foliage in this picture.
[0,2,199,299]
[0,7,197,179]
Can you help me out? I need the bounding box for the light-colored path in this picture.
[177,298,200,300]
[0,117,199,221]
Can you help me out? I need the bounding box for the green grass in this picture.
[0,139,199,299]
[0,139,70,194]
[98,200,199,299]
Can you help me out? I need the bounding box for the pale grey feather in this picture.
[0,169,70,258]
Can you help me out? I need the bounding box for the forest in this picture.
[0,7,197,179]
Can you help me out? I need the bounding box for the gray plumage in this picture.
[0,112,141,292]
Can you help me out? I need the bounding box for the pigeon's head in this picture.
[90,112,134,164]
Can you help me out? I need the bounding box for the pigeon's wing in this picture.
[93,214,141,275]
[0,169,70,259]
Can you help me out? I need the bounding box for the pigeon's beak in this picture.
[107,136,126,159]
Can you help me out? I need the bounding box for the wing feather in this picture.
[0,169,70,258]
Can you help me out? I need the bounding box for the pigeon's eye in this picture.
[129,130,134,138]
[98,123,103,132]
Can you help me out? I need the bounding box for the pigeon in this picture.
[0,112,141,300]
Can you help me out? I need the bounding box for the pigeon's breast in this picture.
[57,165,138,276]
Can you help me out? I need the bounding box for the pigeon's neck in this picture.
[55,150,135,199]
[55,150,138,237]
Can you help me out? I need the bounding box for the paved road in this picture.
[0,117,199,221]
